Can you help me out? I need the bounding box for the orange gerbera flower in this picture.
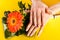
[7,11,24,33]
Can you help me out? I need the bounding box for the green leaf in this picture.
[15,30,23,36]
[2,17,7,24]
[15,26,27,36]
[23,11,27,16]
[23,3,26,10]
[5,29,11,38]
[18,1,26,10]
[28,4,31,10]
[4,11,10,17]
[19,9,23,14]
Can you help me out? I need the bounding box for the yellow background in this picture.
[0,0,60,40]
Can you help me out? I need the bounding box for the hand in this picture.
[26,0,51,36]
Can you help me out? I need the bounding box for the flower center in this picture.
[11,18,17,26]
[12,19,15,23]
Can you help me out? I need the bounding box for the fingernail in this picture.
[26,29,28,31]
[30,34,33,36]
[26,28,29,31]
[27,34,29,36]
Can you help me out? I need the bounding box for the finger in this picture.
[38,8,45,36]
[27,25,35,36]
[38,25,44,36]
[42,8,51,26]
[45,7,53,18]
[34,8,37,26]
[26,10,33,31]
[45,7,52,15]
[42,8,48,26]
[26,23,32,31]
[38,8,51,36]
[30,27,38,36]
[37,8,41,28]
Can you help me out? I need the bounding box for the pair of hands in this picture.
[26,0,60,36]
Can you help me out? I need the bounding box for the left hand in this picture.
[26,0,51,36]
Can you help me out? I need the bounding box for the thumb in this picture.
[45,8,52,15]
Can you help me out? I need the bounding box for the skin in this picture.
[26,0,60,36]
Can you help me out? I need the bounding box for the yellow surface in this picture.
[0,0,60,40]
